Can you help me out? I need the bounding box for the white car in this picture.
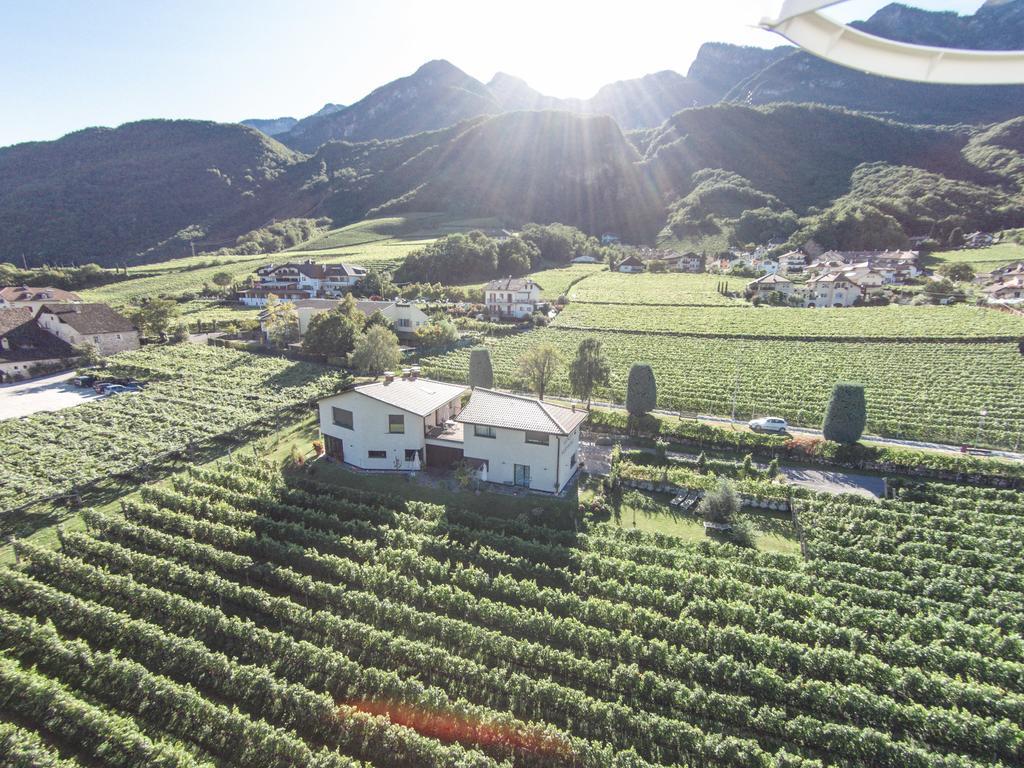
[749,416,788,433]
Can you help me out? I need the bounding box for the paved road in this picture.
[0,371,101,421]
[549,396,1024,463]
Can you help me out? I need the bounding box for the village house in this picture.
[570,254,601,264]
[655,251,706,273]
[36,303,140,356]
[746,273,794,299]
[777,251,806,274]
[964,231,995,249]
[0,307,76,382]
[260,298,429,337]
[238,287,310,308]
[616,255,644,273]
[242,260,368,305]
[817,250,920,283]
[316,373,586,493]
[484,277,542,319]
[984,276,1024,303]
[801,273,863,307]
[0,286,82,316]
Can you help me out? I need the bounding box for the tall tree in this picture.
[469,347,494,389]
[518,344,562,400]
[626,363,657,417]
[302,307,358,356]
[263,296,300,347]
[351,325,402,375]
[568,337,610,408]
[822,382,867,444]
[127,297,179,338]
[211,271,233,288]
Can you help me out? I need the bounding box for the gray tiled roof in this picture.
[484,277,539,292]
[0,307,75,363]
[39,303,136,334]
[324,377,467,417]
[457,388,587,435]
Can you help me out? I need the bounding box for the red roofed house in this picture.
[0,286,82,316]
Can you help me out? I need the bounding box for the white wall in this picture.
[462,423,579,493]
[319,390,428,470]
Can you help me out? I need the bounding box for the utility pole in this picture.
[190,241,196,259]
[21,253,28,270]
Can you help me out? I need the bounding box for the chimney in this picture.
[401,368,412,379]
[1,337,9,351]
[383,371,394,384]
[410,366,420,380]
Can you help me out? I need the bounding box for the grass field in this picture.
[2,456,1020,767]
[926,241,1024,273]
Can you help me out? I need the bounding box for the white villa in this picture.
[240,260,368,305]
[483,277,542,319]
[317,373,586,493]
[802,273,863,307]
[262,298,429,337]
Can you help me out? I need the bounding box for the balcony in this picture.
[425,421,464,444]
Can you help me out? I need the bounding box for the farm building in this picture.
[36,303,140,356]
[0,307,76,381]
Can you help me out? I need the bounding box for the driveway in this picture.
[779,467,885,498]
[0,371,102,421]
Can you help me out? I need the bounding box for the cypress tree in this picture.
[625,363,657,417]
[822,382,867,444]
[468,347,494,389]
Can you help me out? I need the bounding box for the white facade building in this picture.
[316,379,587,494]
[265,298,430,336]
[318,375,468,471]
[484,277,542,319]
[457,389,586,493]
[246,260,368,302]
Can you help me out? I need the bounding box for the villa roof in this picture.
[457,388,588,435]
[323,377,467,417]
[484,277,539,292]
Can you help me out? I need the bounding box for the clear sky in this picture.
[0,0,985,147]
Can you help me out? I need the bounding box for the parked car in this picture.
[749,416,788,433]
[71,375,97,388]
[101,384,140,396]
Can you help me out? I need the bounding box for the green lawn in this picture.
[926,241,1024,273]
[579,481,801,555]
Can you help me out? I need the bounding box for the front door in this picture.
[514,464,530,488]
[324,434,344,462]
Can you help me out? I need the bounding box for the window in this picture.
[332,407,353,429]
[404,449,420,462]
[116,334,122,340]
[525,431,550,445]
[570,452,577,467]
[368,450,387,459]
[396,318,411,328]
[388,414,405,434]
[93,336,100,343]
[473,424,496,439]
